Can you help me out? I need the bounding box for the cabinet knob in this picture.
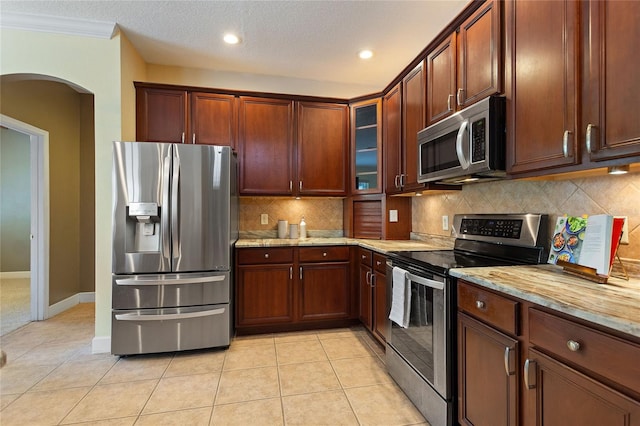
[566,340,581,352]
[264,253,270,258]
[376,261,381,266]
[323,252,327,257]
[475,300,486,309]
[361,254,366,259]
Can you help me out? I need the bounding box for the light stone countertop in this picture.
[450,264,640,339]
[235,237,451,254]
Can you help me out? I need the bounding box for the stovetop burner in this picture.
[389,249,518,275]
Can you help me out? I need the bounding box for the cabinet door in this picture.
[373,269,387,343]
[359,263,373,330]
[299,262,351,321]
[525,348,640,426]
[458,312,518,426]
[427,33,457,125]
[458,0,502,109]
[190,92,236,147]
[585,0,640,162]
[351,99,382,194]
[297,102,349,196]
[136,87,188,143]
[238,97,294,195]
[236,264,294,326]
[383,83,403,194]
[402,61,427,192]
[505,0,580,174]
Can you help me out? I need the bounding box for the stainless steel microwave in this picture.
[418,96,506,184]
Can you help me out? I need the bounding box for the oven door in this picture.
[418,120,468,183]
[387,267,449,398]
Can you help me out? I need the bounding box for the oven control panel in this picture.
[459,218,522,239]
[453,213,547,248]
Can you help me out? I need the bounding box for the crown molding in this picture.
[0,11,117,39]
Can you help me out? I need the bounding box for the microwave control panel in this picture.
[471,118,486,163]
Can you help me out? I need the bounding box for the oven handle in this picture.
[406,272,445,291]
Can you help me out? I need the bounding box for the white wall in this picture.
[0,27,145,349]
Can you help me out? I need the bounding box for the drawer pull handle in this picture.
[264,253,269,258]
[567,340,581,352]
[476,300,486,309]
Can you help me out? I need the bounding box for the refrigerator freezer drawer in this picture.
[112,271,230,309]
[111,304,230,355]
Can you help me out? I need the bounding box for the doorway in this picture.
[0,115,49,332]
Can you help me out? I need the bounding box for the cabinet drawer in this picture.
[458,281,519,335]
[529,308,640,395]
[299,246,349,262]
[358,248,372,266]
[373,253,386,274]
[237,247,293,265]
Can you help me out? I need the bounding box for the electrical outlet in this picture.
[619,216,629,244]
[260,213,269,225]
[442,215,449,231]
[389,210,398,223]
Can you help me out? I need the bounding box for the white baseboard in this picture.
[48,291,96,317]
[0,271,30,279]
[92,336,111,354]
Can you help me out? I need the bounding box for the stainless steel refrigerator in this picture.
[111,141,237,355]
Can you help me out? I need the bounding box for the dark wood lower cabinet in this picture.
[525,348,640,426]
[458,312,518,426]
[299,262,350,321]
[235,246,356,334]
[458,279,640,426]
[236,264,293,326]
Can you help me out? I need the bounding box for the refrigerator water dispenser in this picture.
[127,202,160,252]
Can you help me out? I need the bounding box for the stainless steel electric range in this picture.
[385,213,549,426]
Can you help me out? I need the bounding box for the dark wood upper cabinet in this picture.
[297,101,349,196]
[238,98,348,196]
[457,0,502,109]
[190,92,237,147]
[238,96,294,195]
[584,0,640,162]
[135,85,236,146]
[505,0,580,174]
[427,33,457,124]
[383,83,403,194]
[136,87,188,143]
[427,0,502,125]
[401,61,426,193]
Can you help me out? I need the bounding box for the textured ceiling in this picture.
[1,0,469,97]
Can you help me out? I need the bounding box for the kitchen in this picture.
[1,1,640,425]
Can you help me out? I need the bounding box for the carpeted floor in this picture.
[0,278,30,336]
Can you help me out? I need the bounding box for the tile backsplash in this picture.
[239,173,640,260]
[239,197,344,238]
[412,173,640,260]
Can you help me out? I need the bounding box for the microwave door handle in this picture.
[456,119,470,170]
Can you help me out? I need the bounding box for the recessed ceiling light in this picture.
[223,33,240,45]
[359,50,373,59]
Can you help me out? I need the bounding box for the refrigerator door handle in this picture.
[115,275,225,286]
[115,307,226,321]
[171,151,180,261]
[161,154,172,262]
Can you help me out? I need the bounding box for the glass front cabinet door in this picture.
[351,98,382,194]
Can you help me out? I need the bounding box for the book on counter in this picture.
[548,214,625,277]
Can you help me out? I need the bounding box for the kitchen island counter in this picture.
[450,264,640,339]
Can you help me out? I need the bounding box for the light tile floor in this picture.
[0,303,429,425]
